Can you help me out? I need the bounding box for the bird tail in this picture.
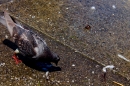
[0,12,7,27]
[4,11,16,36]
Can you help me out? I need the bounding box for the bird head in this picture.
[52,53,60,66]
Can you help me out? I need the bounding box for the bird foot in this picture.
[12,54,22,64]
[45,71,49,80]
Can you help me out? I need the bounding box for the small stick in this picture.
[113,81,124,86]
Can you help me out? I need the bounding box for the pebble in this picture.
[72,80,74,82]
[66,7,69,10]
[92,71,94,74]
[91,6,96,10]
[0,63,5,66]
[32,16,35,18]
[5,35,8,39]
[85,25,91,30]
[112,5,116,9]
[72,64,75,67]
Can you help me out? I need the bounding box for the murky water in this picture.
[0,0,130,85]
[56,0,130,79]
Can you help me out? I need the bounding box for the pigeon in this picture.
[0,11,60,66]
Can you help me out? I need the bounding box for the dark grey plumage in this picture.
[0,11,60,65]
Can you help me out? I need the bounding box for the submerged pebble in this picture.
[0,63,5,66]
[91,6,96,10]
[72,64,75,67]
[112,5,116,9]
[85,25,91,30]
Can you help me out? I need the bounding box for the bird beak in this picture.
[55,61,58,66]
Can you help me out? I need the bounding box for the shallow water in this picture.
[0,0,130,85]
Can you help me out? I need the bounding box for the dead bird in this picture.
[0,11,60,66]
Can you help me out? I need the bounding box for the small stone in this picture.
[72,64,75,67]
[91,6,96,10]
[85,25,91,30]
[112,5,116,9]
[0,63,5,66]
[92,71,94,74]
[32,16,35,18]
[66,7,69,9]
[57,81,60,83]
[5,35,8,39]
[72,80,74,82]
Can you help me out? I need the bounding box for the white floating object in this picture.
[91,6,96,10]
[118,54,130,62]
[102,65,115,73]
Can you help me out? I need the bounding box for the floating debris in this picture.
[102,65,115,73]
[102,65,115,81]
[118,54,130,62]
[84,25,91,30]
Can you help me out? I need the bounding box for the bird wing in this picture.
[13,24,37,57]
[3,11,37,57]
[2,11,52,60]
[4,11,15,36]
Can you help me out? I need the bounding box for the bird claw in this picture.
[45,71,49,80]
[12,54,22,64]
